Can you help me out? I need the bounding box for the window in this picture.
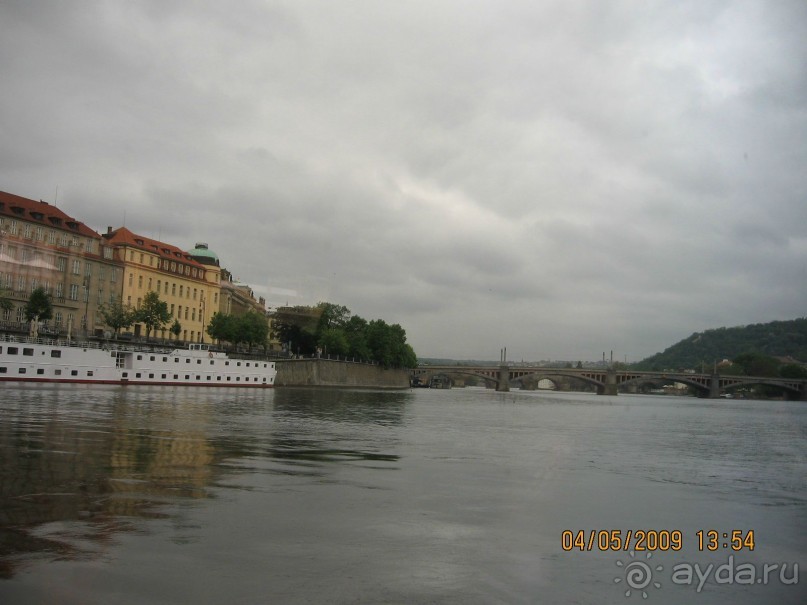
[7,347,18,355]
[55,283,63,299]
[48,230,57,244]
[179,285,183,297]
[138,275,143,288]
[51,350,62,358]
[23,348,34,356]
[72,259,81,275]
[69,284,79,300]
[37,368,45,375]
[103,247,113,259]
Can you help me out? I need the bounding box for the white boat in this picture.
[0,335,276,387]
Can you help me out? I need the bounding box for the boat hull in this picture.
[0,339,276,388]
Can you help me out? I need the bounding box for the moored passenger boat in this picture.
[0,335,276,387]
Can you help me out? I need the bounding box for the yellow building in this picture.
[102,228,221,342]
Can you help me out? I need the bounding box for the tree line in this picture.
[271,302,417,368]
[633,318,807,371]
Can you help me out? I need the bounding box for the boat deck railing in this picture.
[0,333,176,355]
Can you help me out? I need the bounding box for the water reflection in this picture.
[0,385,408,578]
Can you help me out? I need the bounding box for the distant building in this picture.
[102,228,221,342]
[0,190,123,337]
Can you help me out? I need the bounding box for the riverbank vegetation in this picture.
[271,302,417,368]
[633,318,807,372]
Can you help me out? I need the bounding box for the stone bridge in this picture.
[411,365,807,400]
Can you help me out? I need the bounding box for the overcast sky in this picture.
[2,1,805,361]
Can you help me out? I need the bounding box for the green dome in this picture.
[188,242,220,266]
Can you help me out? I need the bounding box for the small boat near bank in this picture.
[0,335,276,387]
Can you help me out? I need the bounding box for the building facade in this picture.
[102,228,222,342]
[0,190,123,337]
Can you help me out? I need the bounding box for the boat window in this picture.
[23,348,34,356]
[217,376,221,381]
[173,374,178,379]
[135,373,141,378]
[210,360,214,365]
[71,370,78,376]
[237,362,241,367]
[226,376,231,381]
[174,358,179,363]
[87,371,94,377]
[186,359,191,364]
[163,357,168,362]
[55,369,62,376]
[197,360,202,364]
[149,374,154,379]
[196,375,201,380]
[185,375,190,380]
[0,368,6,373]
[37,369,45,375]
[51,350,62,358]
[137,355,143,360]
[225,361,229,366]
[162,374,167,379]
[150,356,156,361]
[122,372,128,378]
[206,376,211,380]
[7,347,18,355]
[19,368,26,374]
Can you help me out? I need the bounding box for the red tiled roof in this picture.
[103,226,206,269]
[0,190,101,238]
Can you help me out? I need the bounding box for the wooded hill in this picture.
[632,318,807,371]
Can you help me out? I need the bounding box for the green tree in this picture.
[780,363,807,379]
[24,287,53,322]
[99,299,136,338]
[207,312,235,343]
[170,319,182,340]
[732,352,780,377]
[135,291,171,340]
[344,315,371,360]
[234,312,269,348]
[0,290,12,314]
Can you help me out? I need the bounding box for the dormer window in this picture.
[11,206,25,215]
[135,238,144,245]
[30,211,45,220]
[66,221,79,230]
[48,217,62,226]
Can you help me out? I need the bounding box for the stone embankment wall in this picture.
[276,359,410,389]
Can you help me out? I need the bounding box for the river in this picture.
[0,385,804,604]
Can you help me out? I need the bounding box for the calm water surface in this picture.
[0,385,804,604]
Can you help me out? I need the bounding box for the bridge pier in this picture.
[599,369,618,396]
[496,366,510,392]
[709,374,721,399]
